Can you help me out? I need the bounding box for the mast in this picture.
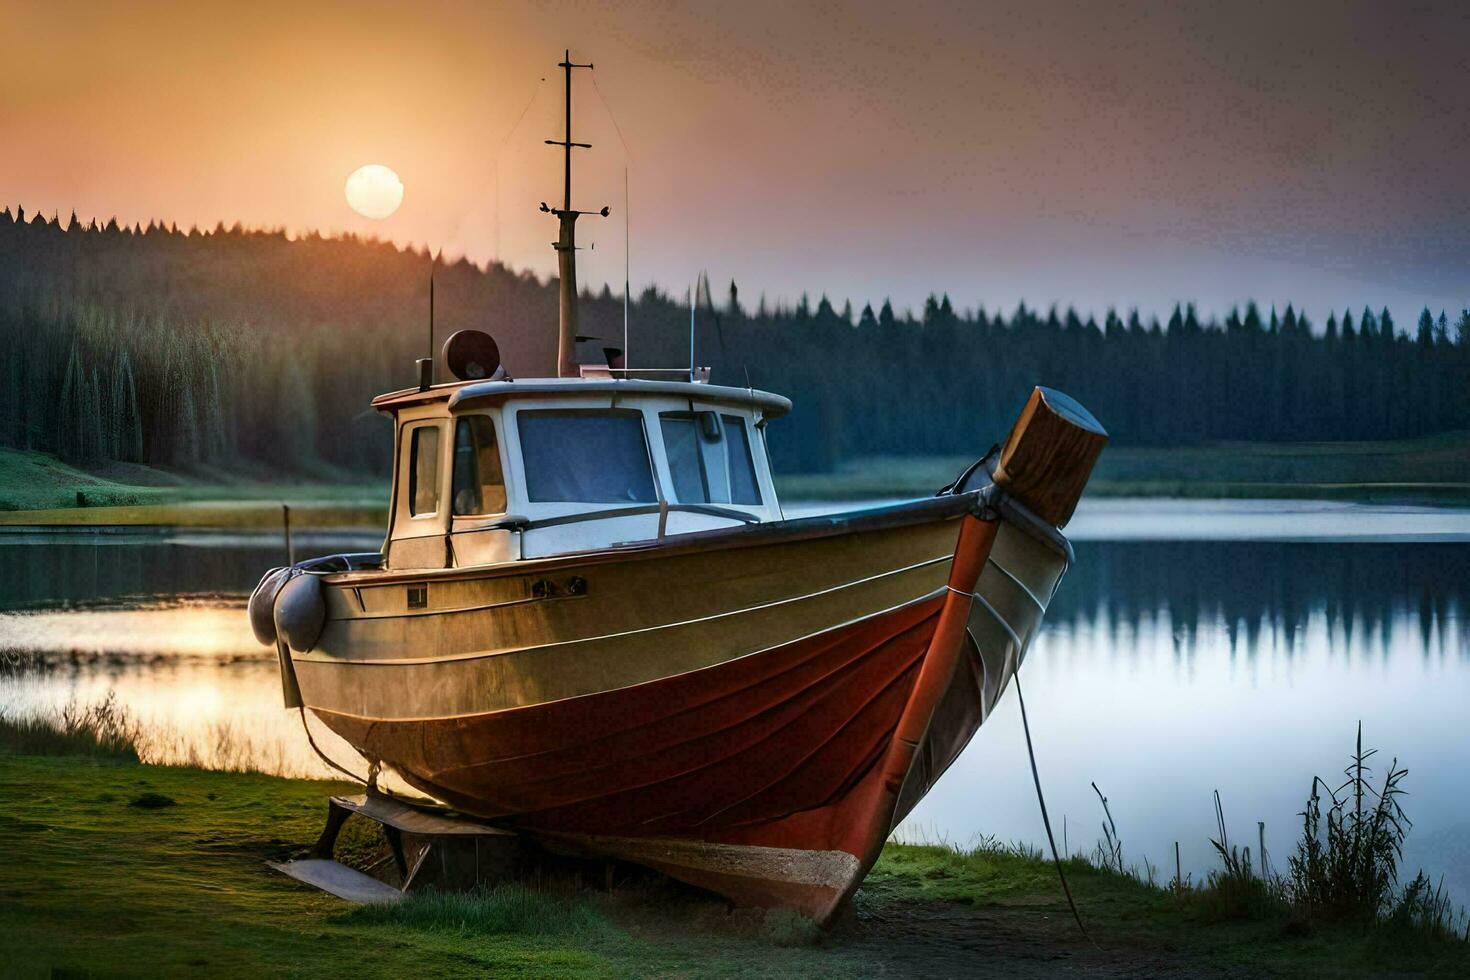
[542,49,608,378]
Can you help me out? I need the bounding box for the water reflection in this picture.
[1052,541,1470,663]
[0,527,380,610]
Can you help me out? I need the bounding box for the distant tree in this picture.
[878,299,895,328]
[922,294,940,324]
[1281,304,1299,335]
[1243,302,1264,333]
[1418,307,1435,346]
[727,279,742,317]
[1167,303,1183,333]
[857,303,877,329]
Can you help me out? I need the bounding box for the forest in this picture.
[2,207,1468,477]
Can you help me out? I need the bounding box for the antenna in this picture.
[689,283,696,379]
[623,167,630,369]
[416,251,437,390]
[542,49,609,378]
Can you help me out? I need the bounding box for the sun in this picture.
[344,164,403,219]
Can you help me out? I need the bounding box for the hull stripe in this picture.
[298,554,950,666]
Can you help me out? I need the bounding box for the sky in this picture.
[3,0,1468,327]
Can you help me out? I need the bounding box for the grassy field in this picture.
[0,447,386,526]
[778,431,1470,502]
[1,752,1465,978]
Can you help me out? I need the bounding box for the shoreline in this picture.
[7,434,1470,525]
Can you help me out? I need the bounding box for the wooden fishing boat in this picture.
[251,52,1107,924]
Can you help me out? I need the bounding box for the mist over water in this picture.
[1,504,1467,899]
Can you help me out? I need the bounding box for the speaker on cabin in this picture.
[442,330,502,381]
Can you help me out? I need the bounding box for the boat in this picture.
[250,50,1107,924]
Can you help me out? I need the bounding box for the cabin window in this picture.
[659,412,762,506]
[452,415,507,516]
[408,426,440,516]
[517,409,657,504]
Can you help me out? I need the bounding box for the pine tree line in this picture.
[2,207,1467,477]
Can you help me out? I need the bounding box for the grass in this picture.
[0,446,385,525]
[0,755,871,978]
[344,882,614,939]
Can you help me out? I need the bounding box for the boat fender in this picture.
[274,572,327,653]
[248,566,291,646]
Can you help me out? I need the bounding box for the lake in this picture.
[2,500,1467,900]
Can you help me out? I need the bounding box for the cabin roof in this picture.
[372,377,792,418]
[371,380,475,410]
[449,378,795,417]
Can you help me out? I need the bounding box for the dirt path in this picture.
[829,884,1253,979]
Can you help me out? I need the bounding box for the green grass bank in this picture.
[5,433,1470,529]
[2,752,1466,978]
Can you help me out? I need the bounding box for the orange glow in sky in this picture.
[3,0,1466,322]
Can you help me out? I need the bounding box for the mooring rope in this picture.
[1014,672,1096,946]
[296,706,369,785]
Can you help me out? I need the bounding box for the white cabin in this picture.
[373,378,792,569]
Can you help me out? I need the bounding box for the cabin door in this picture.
[386,419,452,570]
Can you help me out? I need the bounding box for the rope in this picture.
[498,80,545,160]
[590,71,633,160]
[1015,672,1096,946]
[297,706,368,785]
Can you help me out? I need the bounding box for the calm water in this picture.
[2,502,1467,898]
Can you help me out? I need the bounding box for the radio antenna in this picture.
[623,167,630,368]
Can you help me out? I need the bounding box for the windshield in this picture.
[660,412,762,506]
[517,409,658,504]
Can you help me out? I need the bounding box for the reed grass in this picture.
[1079,725,1467,944]
[0,692,140,760]
[1286,723,1413,927]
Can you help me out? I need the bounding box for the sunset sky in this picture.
[3,0,1467,325]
